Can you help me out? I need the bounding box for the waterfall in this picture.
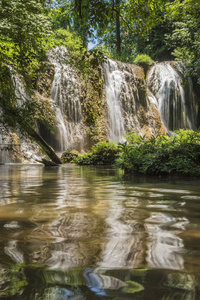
[2,54,198,160]
[147,62,196,132]
[103,59,144,142]
[103,59,160,142]
[0,125,9,164]
[49,57,69,152]
[103,59,126,142]
[48,47,84,152]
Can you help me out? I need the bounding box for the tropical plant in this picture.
[116,130,200,177]
[0,0,62,164]
[74,141,121,165]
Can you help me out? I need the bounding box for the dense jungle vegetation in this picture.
[65,130,199,178]
[0,0,200,173]
[1,0,200,90]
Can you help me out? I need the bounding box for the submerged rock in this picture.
[164,273,196,292]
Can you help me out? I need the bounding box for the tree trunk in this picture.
[25,125,62,165]
[2,106,62,164]
[115,0,121,55]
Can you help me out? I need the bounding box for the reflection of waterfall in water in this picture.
[40,167,97,271]
[48,47,84,152]
[4,240,24,264]
[145,212,188,270]
[97,200,141,270]
[147,62,196,132]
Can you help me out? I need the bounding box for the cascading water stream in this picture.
[147,62,196,132]
[0,125,8,163]
[1,54,198,162]
[50,60,69,152]
[103,59,158,141]
[103,59,126,142]
[48,47,84,152]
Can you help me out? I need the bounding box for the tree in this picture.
[55,0,164,59]
[0,0,51,71]
[0,0,62,164]
[133,0,200,85]
[165,0,200,84]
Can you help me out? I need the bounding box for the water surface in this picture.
[0,164,200,299]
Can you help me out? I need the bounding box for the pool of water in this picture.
[0,164,200,299]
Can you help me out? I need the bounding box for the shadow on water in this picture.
[0,164,200,299]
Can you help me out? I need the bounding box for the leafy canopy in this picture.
[0,0,51,73]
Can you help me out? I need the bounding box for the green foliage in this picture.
[74,141,121,165]
[116,130,200,177]
[54,0,164,61]
[132,54,154,72]
[164,0,200,84]
[0,0,51,74]
[134,3,175,61]
[49,1,72,30]
[133,54,154,66]
[48,28,84,57]
[61,149,80,163]
[0,0,61,163]
[94,44,113,59]
[136,0,200,84]
[0,0,53,127]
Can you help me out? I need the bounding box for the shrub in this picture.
[94,44,113,59]
[61,149,80,163]
[74,141,121,165]
[132,54,154,73]
[133,54,154,66]
[116,130,200,177]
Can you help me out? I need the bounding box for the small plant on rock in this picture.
[61,149,80,163]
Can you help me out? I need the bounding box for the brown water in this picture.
[0,164,200,300]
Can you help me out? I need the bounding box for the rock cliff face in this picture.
[147,61,198,133]
[0,128,21,163]
[1,47,199,162]
[37,50,199,153]
[36,51,169,153]
[103,59,167,141]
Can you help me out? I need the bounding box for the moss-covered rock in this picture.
[80,58,107,146]
[61,149,80,163]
